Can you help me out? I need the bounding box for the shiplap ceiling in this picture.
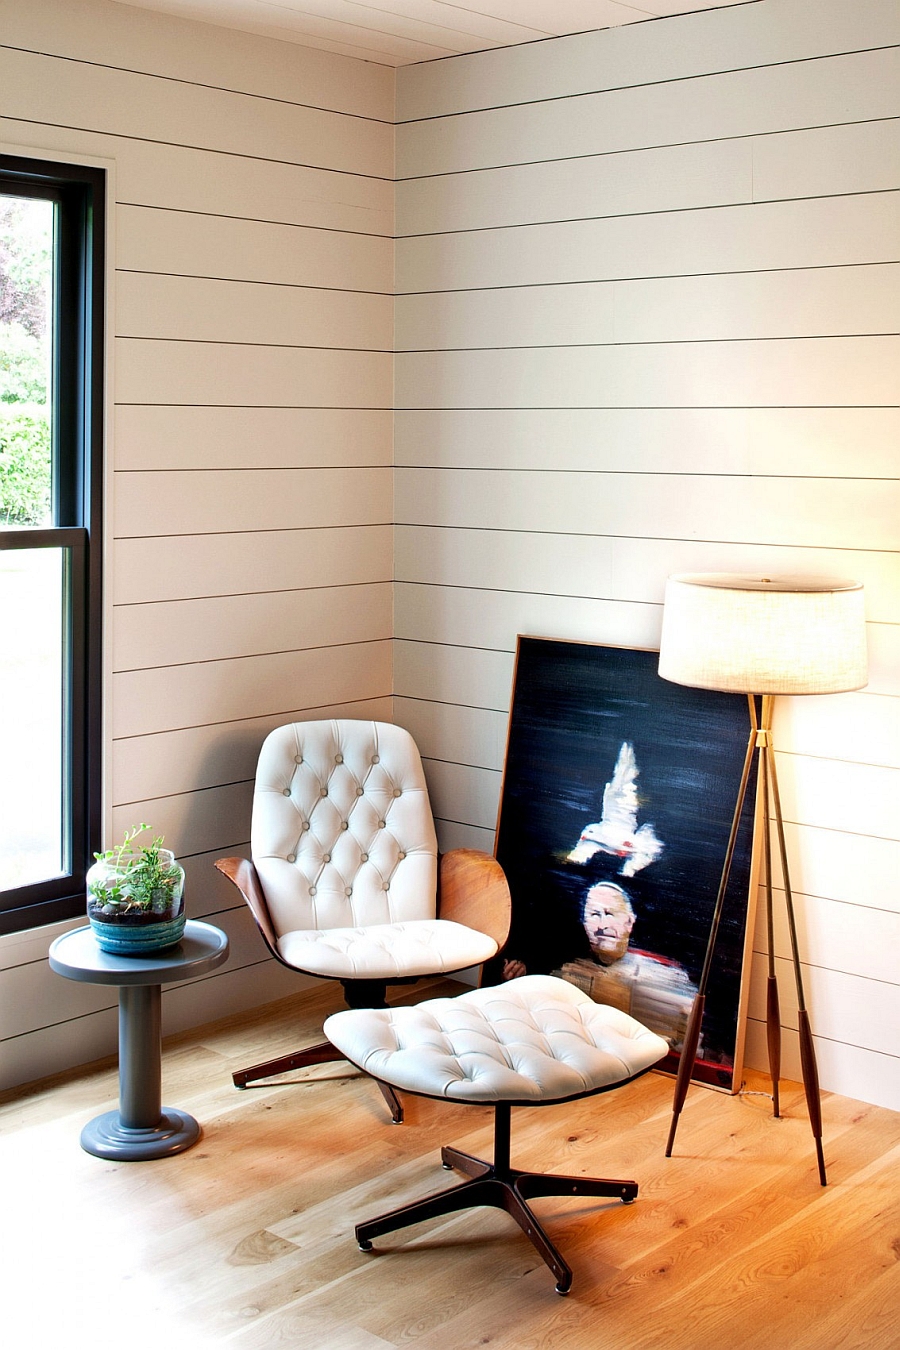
[115,0,753,66]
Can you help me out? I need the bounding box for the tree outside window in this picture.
[1,195,53,527]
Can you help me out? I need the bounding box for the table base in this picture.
[80,1107,201,1161]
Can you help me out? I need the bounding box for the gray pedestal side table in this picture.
[49,920,229,1160]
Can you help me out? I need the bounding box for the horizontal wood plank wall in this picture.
[393,0,900,1112]
[0,0,394,1089]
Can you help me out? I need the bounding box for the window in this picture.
[0,155,104,933]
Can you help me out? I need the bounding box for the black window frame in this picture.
[0,154,104,934]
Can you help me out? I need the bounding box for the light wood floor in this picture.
[2,979,898,1350]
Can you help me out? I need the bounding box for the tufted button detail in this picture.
[294,755,303,765]
[323,853,331,863]
[282,788,291,797]
[345,887,352,897]
[309,885,317,896]
[356,787,364,797]
[286,854,296,863]
[372,754,380,764]
[335,753,344,764]
[302,821,310,832]
[383,882,390,891]
[393,788,402,798]
[378,820,386,830]
[398,850,407,860]
[340,821,349,831]
[361,853,368,863]
[320,786,328,797]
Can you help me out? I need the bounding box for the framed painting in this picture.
[492,636,760,1091]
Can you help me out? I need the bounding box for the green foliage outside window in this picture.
[0,196,52,526]
[0,405,51,524]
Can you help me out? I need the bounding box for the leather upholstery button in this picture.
[335,753,343,764]
[323,853,331,863]
[372,754,380,764]
[340,821,349,831]
[287,854,296,863]
[282,788,291,797]
[320,787,328,797]
[383,882,390,891]
[345,887,352,897]
[361,853,368,862]
[295,755,303,764]
[309,886,317,896]
[356,787,364,797]
[378,820,386,829]
[393,788,402,798]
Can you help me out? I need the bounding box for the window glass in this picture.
[0,547,66,889]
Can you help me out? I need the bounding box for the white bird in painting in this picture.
[567,741,664,877]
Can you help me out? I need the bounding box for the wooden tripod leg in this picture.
[666,696,758,1159]
[767,738,827,1186]
[760,715,781,1119]
[798,1009,826,1186]
[665,994,705,1158]
[766,973,782,1120]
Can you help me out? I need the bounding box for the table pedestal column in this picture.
[80,984,201,1160]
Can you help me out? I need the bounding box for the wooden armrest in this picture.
[215,856,279,956]
[437,849,511,952]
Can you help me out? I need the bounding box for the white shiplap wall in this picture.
[0,0,394,1088]
[393,0,900,1111]
[2,0,898,1116]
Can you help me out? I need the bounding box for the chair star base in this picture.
[355,1102,638,1295]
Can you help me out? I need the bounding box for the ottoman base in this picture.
[355,1102,637,1295]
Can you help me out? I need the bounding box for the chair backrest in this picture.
[251,720,439,938]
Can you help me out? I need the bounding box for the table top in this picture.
[48,920,229,986]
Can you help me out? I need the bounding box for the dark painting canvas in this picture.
[493,637,759,1090]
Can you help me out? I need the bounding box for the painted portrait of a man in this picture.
[494,637,757,1089]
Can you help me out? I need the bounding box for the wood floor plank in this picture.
[809,1258,900,1350]
[2,975,897,1349]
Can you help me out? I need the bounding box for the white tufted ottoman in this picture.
[324,974,668,1293]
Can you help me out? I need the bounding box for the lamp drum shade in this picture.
[658,574,868,695]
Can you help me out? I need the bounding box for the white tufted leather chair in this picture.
[216,719,511,1119]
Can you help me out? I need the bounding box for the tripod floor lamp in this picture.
[657,573,868,1186]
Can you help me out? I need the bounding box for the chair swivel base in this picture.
[356,1104,637,1295]
[232,1041,403,1123]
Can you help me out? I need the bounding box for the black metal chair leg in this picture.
[500,1183,573,1294]
[440,1144,491,1178]
[356,1175,500,1249]
[515,1170,638,1204]
[233,979,388,1087]
[234,1043,403,1124]
[232,1041,344,1089]
[376,1080,403,1124]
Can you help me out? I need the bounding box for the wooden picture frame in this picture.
[493,637,760,1091]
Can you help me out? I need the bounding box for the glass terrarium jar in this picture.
[86,844,186,955]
